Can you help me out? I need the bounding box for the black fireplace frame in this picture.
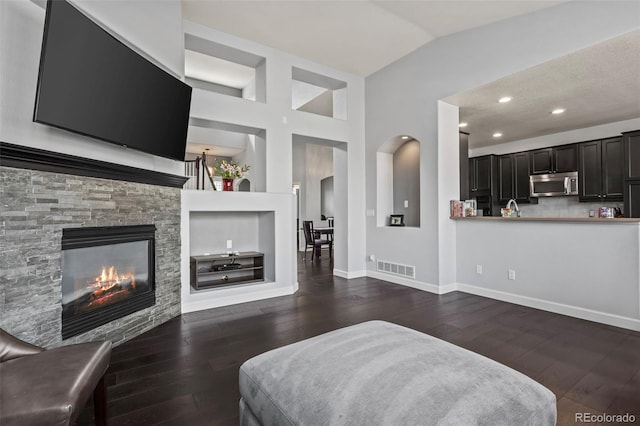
[61,225,156,339]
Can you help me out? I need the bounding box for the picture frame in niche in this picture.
[389,214,405,226]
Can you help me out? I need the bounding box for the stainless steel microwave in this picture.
[530,171,579,197]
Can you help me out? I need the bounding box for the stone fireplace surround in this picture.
[0,143,184,348]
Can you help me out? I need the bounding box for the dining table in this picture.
[313,226,334,237]
[312,227,334,257]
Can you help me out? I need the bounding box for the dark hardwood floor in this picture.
[78,254,640,425]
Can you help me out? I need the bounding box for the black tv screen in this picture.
[34,0,192,161]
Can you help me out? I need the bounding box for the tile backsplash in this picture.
[517,196,623,218]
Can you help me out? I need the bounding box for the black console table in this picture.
[190,251,264,290]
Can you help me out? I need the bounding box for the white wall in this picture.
[232,134,267,192]
[184,20,367,280]
[456,220,640,330]
[190,211,260,254]
[188,126,247,153]
[333,145,351,275]
[437,101,460,290]
[0,0,185,175]
[365,1,640,290]
[376,152,394,227]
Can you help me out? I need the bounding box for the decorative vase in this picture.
[222,178,234,191]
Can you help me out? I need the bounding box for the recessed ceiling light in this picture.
[401,136,410,140]
[551,108,566,115]
[458,122,468,128]
[493,132,503,138]
[498,97,512,103]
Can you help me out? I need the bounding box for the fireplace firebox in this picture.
[61,225,156,339]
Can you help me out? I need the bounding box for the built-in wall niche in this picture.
[321,176,334,218]
[292,67,347,120]
[189,211,275,286]
[376,136,421,227]
[184,118,266,192]
[184,34,266,103]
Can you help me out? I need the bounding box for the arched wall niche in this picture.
[237,178,251,192]
[376,135,421,227]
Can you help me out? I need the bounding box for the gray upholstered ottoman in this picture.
[239,321,556,426]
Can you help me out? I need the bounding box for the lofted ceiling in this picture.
[181,0,567,77]
[445,30,640,149]
[181,1,639,155]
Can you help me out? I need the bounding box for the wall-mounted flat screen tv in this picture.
[34,0,192,162]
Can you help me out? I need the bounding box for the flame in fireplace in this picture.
[90,266,136,293]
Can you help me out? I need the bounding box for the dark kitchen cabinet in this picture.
[554,144,579,173]
[468,155,497,216]
[602,137,624,199]
[623,130,640,217]
[514,152,533,201]
[579,140,602,200]
[459,132,470,199]
[624,180,640,218]
[530,144,577,174]
[498,152,536,203]
[578,137,623,202]
[530,148,553,174]
[623,130,640,179]
[469,155,494,195]
[497,155,513,202]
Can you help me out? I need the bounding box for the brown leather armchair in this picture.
[0,328,112,426]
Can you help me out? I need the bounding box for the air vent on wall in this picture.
[376,260,415,279]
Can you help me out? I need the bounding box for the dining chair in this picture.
[302,221,332,262]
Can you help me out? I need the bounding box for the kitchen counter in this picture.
[450,216,640,223]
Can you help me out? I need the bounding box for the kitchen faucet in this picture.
[506,199,520,217]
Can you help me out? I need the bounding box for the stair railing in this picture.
[184,154,217,190]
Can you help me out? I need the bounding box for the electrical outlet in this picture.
[404,200,409,208]
[508,269,516,280]
[476,264,483,275]
[227,240,233,249]
[368,255,376,262]
[366,209,375,217]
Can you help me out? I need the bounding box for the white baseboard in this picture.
[333,269,367,279]
[361,273,640,331]
[457,283,640,332]
[181,285,295,313]
[439,283,458,294]
[367,270,445,294]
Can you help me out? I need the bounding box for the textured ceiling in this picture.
[445,30,640,149]
[182,0,566,77]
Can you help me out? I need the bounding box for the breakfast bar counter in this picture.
[453,215,640,331]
